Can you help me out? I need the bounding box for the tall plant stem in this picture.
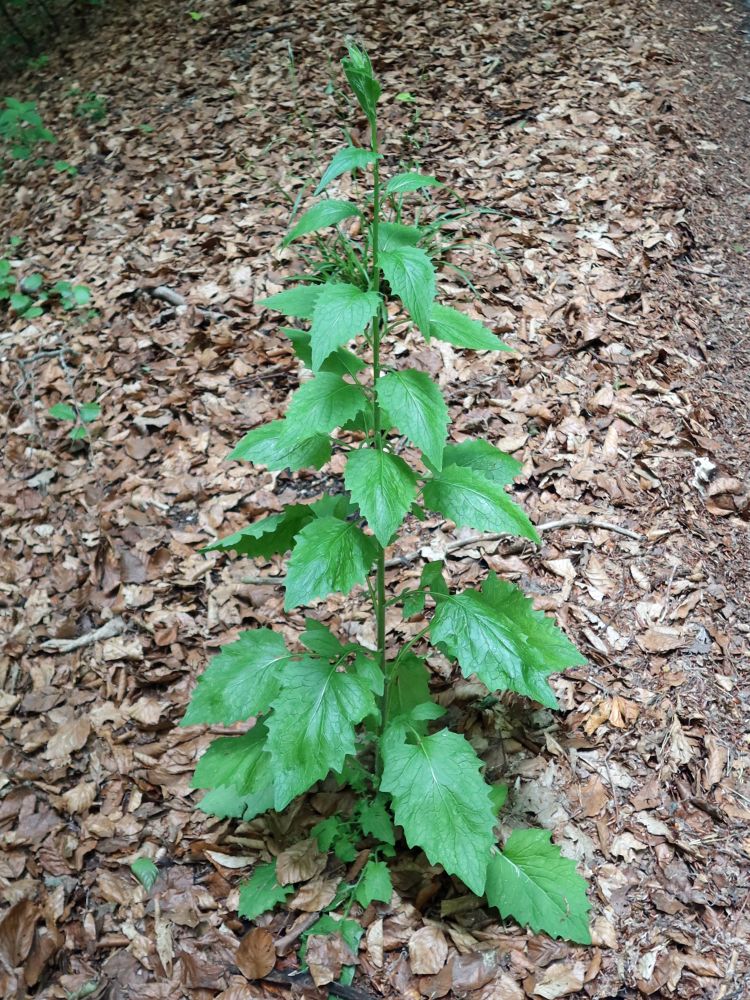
[369,122,388,749]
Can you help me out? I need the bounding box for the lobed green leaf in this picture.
[485,829,591,944]
[375,369,448,470]
[203,504,313,559]
[422,464,539,540]
[181,629,291,726]
[443,439,522,487]
[380,245,435,333]
[267,657,377,809]
[315,146,379,195]
[286,372,368,434]
[284,516,379,610]
[310,282,381,370]
[229,419,331,471]
[238,861,293,921]
[430,575,585,708]
[380,720,496,895]
[344,447,417,546]
[261,284,322,319]
[283,199,361,246]
[428,303,511,351]
[386,172,443,195]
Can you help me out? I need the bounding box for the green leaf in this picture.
[267,657,377,809]
[354,860,392,907]
[312,816,358,862]
[344,447,417,546]
[387,653,432,722]
[443,439,522,487]
[423,465,539,540]
[315,146,378,195]
[429,575,585,708]
[192,723,275,820]
[229,419,331,471]
[10,292,31,312]
[375,369,448,469]
[379,222,424,252]
[203,504,314,559]
[380,722,496,895]
[301,619,352,659]
[286,372,367,434]
[386,172,443,195]
[356,794,395,845]
[78,402,100,423]
[282,328,366,376]
[68,426,87,441]
[72,285,91,306]
[238,861,293,920]
[284,517,378,610]
[23,272,43,292]
[380,245,435,333]
[489,783,509,813]
[428,303,511,351]
[48,402,76,422]
[130,857,159,891]
[181,629,291,726]
[284,199,361,245]
[310,282,380,370]
[261,285,322,319]
[342,43,381,127]
[485,829,591,944]
[197,786,271,820]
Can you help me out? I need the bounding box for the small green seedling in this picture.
[130,857,159,891]
[48,400,100,440]
[188,10,205,21]
[182,42,591,953]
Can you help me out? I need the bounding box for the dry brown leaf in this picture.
[530,959,586,998]
[408,925,448,975]
[0,900,39,969]
[236,927,275,981]
[290,876,340,912]
[305,932,358,987]
[275,838,327,885]
[43,716,91,761]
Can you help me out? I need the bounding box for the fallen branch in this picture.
[240,516,643,585]
[146,285,229,321]
[41,616,125,652]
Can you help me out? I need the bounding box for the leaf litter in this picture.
[1,0,750,997]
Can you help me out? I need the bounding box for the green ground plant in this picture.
[183,43,591,951]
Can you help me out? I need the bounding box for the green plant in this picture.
[48,399,100,440]
[183,43,591,949]
[74,90,107,122]
[0,97,54,174]
[0,263,92,317]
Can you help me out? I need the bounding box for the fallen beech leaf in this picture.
[638,627,684,653]
[275,838,327,885]
[0,900,39,969]
[290,876,340,912]
[236,927,275,980]
[306,932,358,987]
[408,925,448,975]
[43,716,91,761]
[531,959,586,998]
[450,950,500,991]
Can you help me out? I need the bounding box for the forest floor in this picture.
[1,0,749,997]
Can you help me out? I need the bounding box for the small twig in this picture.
[40,616,125,652]
[606,310,640,327]
[240,516,643,585]
[146,285,229,321]
[263,969,376,1000]
[274,911,322,956]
